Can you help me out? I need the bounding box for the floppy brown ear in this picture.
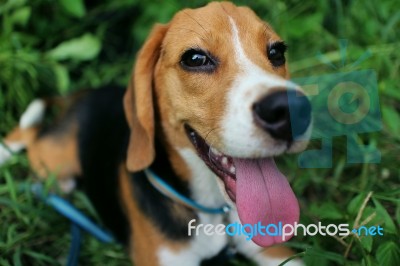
[124,24,168,172]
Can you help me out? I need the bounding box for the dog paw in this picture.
[59,178,77,194]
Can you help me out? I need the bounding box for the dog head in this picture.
[124,1,312,247]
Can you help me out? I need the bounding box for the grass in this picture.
[1,0,399,265]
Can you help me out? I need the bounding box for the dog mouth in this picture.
[184,124,300,247]
[185,125,238,201]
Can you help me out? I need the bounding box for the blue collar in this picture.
[144,169,231,215]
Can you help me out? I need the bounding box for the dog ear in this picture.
[124,24,168,172]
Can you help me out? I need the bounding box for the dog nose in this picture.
[253,90,311,141]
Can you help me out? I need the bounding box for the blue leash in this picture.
[67,223,81,266]
[31,183,114,266]
[30,169,231,265]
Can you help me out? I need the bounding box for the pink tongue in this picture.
[233,158,299,247]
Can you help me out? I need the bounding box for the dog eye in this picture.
[180,49,216,72]
[267,42,287,67]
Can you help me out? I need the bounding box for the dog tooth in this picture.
[221,156,228,165]
[210,147,222,156]
[230,166,236,174]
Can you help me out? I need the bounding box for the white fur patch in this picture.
[180,148,226,207]
[157,148,228,265]
[220,17,307,157]
[58,178,76,194]
[158,219,226,266]
[19,99,45,129]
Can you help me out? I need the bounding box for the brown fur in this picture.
[264,245,296,259]
[119,165,190,266]
[4,125,80,180]
[26,123,81,180]
[124,24,169,172]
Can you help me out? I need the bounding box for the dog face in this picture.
[124,1,312,247]
[154,2,311,156]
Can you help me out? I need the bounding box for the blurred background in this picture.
[0,0,399,265]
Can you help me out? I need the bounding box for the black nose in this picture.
[253,90,311,141]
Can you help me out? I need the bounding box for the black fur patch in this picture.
[39,86,256,263]
[76,86,195,244]
[76,86,130,244]
[37,92,90,139]
[129,139,197,241]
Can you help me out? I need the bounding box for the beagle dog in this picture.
[1,2,312,265]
